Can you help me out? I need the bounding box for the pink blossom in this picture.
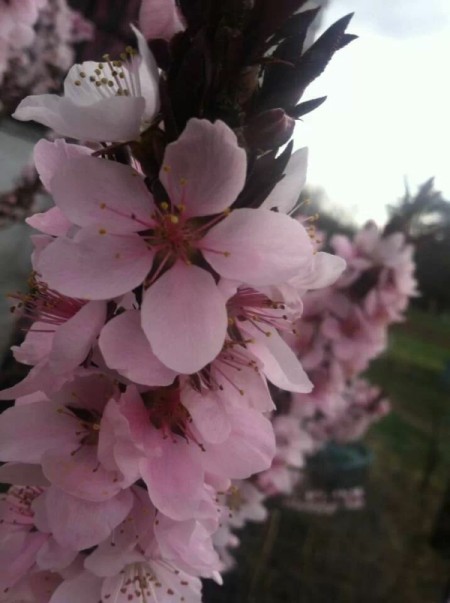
[0,374,132,501]
[13,28,159,142]
[100,384,275,520]
[36,119,314,373]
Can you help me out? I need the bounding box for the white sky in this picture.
[295,0,450,225]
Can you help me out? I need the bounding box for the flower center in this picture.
[142,387,202,448]
[227,287,292,336]
[70,48,141,101]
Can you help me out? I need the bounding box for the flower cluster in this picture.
[260,222,417,505]
[0,0,93,115]
[0,0,45,81]
[0,1,356,600]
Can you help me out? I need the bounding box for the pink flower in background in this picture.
[139,0,185,41]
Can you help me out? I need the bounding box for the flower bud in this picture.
[244,108,295,150]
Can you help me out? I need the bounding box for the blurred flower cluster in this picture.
[0,0,93,115]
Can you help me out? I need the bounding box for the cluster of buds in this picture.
[0,0,356,600]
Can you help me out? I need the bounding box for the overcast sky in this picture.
[295,0,450,225]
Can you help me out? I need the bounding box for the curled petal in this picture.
[246,325,313,393]
[99,310,176,386]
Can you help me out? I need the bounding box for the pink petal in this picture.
[160,119,246,217]
[203,208,313,286]
[14,94,146,143]
[140,430,204,520]
[246,325,313,393]
[293,251,347,290]
[142,263,227,373]
[49,571,102,603]
[262,147,308,213]
[37,229,154,300]
[98,399,143,486]
[12,320,54,366]
[201,406,275,479]
[36,538,78,571]
[139,0,184,40]
[0,401,77,463]
[99,310,176,386]
[181,388,231,445]
[26,207,72,236]
[33,138,91,193]
[51,156,154,233]
[132,25,161,121]
[46,486,133,551]
[48,301,106,375]
[42,445,122,502]
[54,372,116,416]
[0,362,67,401]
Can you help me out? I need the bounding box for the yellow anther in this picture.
[228,317,235,326]
[98,228,107,235]
[169,215,179,224]
[97,63,104,70]
[74,80,81,86]
[223,208,231,216]
[162,165,171,173]
[179,177,187,186]
[160,202,169,211]
[223,251,231,257]
[177,204,186,213]
[95,68,101,75]
[79,72,86,78]
[99,202,106,209]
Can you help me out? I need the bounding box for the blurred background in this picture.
[1,1,450,601]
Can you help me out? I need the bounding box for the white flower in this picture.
[13,27,159,142]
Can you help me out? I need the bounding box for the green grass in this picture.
[205,310,450,603]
